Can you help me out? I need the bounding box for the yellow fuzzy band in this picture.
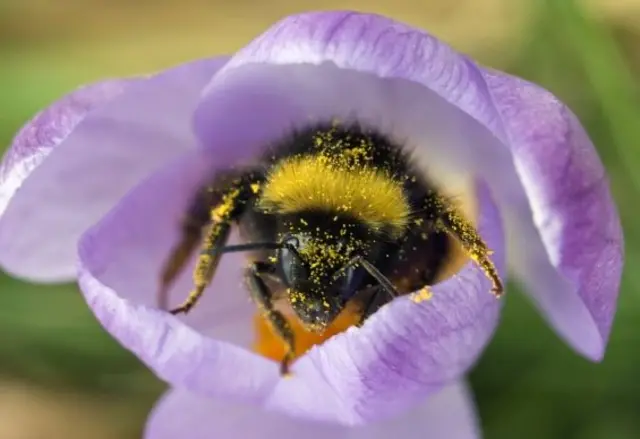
[258,155,411,236]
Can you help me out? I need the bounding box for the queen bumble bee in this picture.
[158,122,502,375]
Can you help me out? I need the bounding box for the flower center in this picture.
[252,307,361,363]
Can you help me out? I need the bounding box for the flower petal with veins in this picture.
[482,71,623,360]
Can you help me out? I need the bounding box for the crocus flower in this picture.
[0,10,623,439]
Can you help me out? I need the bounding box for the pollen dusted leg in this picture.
[169,221,233,314]
[161,176,258,314]
[426,192,503,297]
[158,217,206,310]
[246,261,296,376]
[158,184,222,309]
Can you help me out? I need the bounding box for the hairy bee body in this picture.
[237,124,451,318]
[160,122,501,374]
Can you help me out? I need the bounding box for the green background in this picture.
[0,0,638,437]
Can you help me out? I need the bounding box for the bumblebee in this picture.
[158,122,502,375]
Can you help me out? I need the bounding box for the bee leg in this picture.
[356,287,390,327]
[332,257,400,326]
[169,221,233,314]
[165,176,259,314]
[425,192,504,297]
[333,256,401,299]
[246,261,295,376]
[158,186,218,309]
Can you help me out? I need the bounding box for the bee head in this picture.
[277,231,362,330]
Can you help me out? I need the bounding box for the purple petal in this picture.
[0,57,228,282]
[77,139,503,423]
[482,71,623,360]
[193,11,622,360]
[78,149,279,402]
[144,381,480,439]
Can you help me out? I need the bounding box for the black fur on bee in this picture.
[158,122,502,375]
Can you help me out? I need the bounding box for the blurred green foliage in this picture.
[472,1,640,438]
[0,1,638,438]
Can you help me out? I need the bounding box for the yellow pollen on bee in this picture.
[250,183,261,194]
[429,192,502,297]
[210,187,241,222]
